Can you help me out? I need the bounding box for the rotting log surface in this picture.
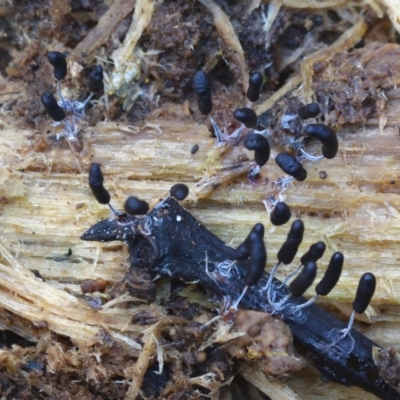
[1,116,400,399]
[81,197,400,400]
[1,0,400,398]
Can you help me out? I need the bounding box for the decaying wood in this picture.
[108,0,155,95]
[79,195,399,399]
[198,0,249,93]
[1,110,400,398]
[1,0,400,399]
[70,0,137,64]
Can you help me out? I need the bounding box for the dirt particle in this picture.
[191,144,199,154]
[319,170,328,179]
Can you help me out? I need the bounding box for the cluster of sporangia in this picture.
[39,53,377,353]
[88,155,376,352]
[193,69,376,348]
[194,70,338,185]
[40,51,104,139]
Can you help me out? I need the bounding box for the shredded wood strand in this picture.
[109,0,155,94]
[198,0,249,93]
[300,17,370,103]
[240,363,301,400]
[70,0,136,63]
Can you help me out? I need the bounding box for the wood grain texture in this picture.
[0,105,399,398]
[1,1,400,398]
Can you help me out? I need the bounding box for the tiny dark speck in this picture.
[191,144,199,154]
[390,180,395,184]
[319,171,328,179]
[313,62,324,73]
[321,375,330,383]
[312,14,324,26]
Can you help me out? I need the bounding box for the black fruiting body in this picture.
[88,163,104,187]
[312,14,324,26]
[47,51,67,80]
[233,108,258,128]
[235,223,264,261]
[244,133,270,167]
[316,251,344,296]
[191,144,199,154]
[300,241,326,265]
[297,103,321,120]
[90,186,110,204]
[304,124,339,159]
[277,220,304,265]
[246,72,263,102]
[193,70,210,97]
[244,231,267,286]
[88,163,110,205]
[275,153,307,181]
[124,196,150,215]
[244,133,269,151]
[88,65,104,93]
[352,273,376,314]
[254,149,269,168]
[197,97,212,115]
[270,202,291,226]
[289,261,317,297]
[41,92,66,122]
[194,70,212,115]
[170,183,189,201]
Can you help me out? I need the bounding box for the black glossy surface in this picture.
[275,153,307,181]
[47,51,67,80]
[234,108,258,128]
[289,261,317,297]
[88,65,103,92]
[277,220,304,265]
[244,231,266,286]
[170,183,189,201]
[124,196,150,215]
[270,201,291,226]
[247,72,263,102]
[353,273,376,314]
[41,91,65,122]
[316,252,344,296]
[305,124,338,159]
[298,103,321,119]
[88,163,110,205]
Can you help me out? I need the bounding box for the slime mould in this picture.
[81,197,400,400]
